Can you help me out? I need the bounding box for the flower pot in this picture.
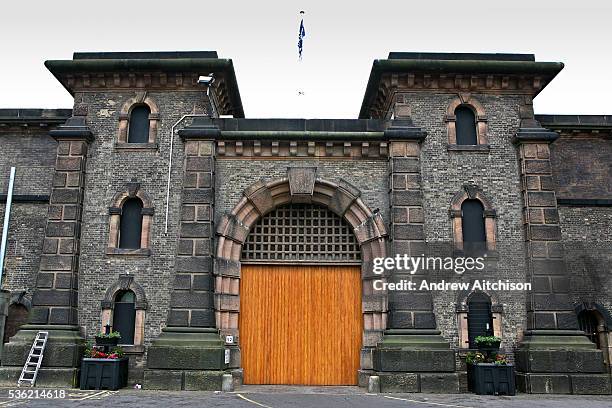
[95,336,119,347]
[477,341,500,356]
[80,357,129,390]
[470,363,515,396]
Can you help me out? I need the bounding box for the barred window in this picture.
[242,204,360,263]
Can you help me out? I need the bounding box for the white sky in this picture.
[1,1,610,118]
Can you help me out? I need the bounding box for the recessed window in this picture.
[112,290,136,345]
[578,310,602,349]
[127,105,151,143]
[467,292,494,348]
[119,198,143,249]
[461,199,486,255]
[455,106,478,145]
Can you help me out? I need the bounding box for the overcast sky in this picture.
[1,1,610,118]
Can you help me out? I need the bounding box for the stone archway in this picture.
[214,167,389,372]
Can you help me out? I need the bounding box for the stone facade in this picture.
[0,52,610,394]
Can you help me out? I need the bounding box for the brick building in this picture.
[0,51,610,394]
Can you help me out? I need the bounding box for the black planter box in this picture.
[80,358,129,390]
[469,363,515,395]
[95,336,119,347]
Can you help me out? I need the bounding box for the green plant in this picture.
[474,335,501,346]
[494,353,509,365]
[465,351,486,365]
[96,330,121,339]
[84,344,125,359]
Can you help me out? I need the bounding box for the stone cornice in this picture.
[360,59,564,119]
[45,58,244,117]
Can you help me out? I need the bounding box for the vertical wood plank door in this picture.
[240,265,363,385]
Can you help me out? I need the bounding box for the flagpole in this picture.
[297,10,306,116]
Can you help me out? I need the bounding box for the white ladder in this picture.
[17,331,49,387]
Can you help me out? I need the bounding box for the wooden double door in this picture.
[240,265,363,385]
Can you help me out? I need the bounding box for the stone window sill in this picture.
[115,142,158,151]
[453,249,499,260]
[447,144,491,152]
[106,247,152,256]
[119,344,145,354]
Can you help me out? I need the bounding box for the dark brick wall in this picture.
[74,90,210,376]
[0,129,57,297]
[0,203,47,296]
[560,206,612,319]
[399,92,528,358]
[0,129,57,195]
[215,159,389,226]
[551,134,612,200]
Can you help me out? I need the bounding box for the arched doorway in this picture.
[215,174,389,385]
[239,204,363,385]
[4,304,29,344]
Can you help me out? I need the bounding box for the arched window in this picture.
[4,304,29,343]
[461,199,486,255]
[112,290,136,345]
[119,198,143,249]
[127,105,151,143]
[455,106,478,145]
[578,310,601,349]
[467,292,494,348]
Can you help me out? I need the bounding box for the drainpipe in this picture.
[0,167,15,360]
[164,80,216,234]
[0,166,16,285]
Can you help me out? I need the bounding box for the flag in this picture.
[298,18,306,60]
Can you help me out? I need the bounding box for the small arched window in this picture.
[127,105,151,143]
[461,199,486,255]
[467,292,493,348]
[455,106,478,145]
[578,310,602,349]
[4,304,29,344]
[112,290,136,345]
[119,198,143,249]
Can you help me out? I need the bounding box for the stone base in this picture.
[373,329,456,372]
[0,325,84,387]
[0,367,80,388]
[144,327,228,390]
[516,373,612,395]
[375,372,460,393]
[515,330,611,395]
[146,327,227,370]
[144,369,225,391]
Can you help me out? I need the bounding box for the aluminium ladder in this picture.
[17,331,48,387]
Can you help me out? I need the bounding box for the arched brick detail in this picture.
[445,94,489,145]
[455,290,504,349]
[107,182,154,253]
[215,176,389,368]
[100,274,147,348]
[449,184,497,252]
[101,274,148,310]
[117,93,160,144]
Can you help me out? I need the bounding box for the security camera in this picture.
[198,74,215,85]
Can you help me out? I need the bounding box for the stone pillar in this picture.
[0,111,92,386]
[513,112,610,394]
[373,105,459,393]
[145,117,227,391]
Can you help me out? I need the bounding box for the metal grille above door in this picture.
[241,204,360,263]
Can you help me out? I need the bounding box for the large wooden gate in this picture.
[240,264,363,385]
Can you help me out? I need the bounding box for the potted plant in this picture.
[465,339,515,396]
[80,342,129,391]
[475,335,501,356]
[95,330,121,348]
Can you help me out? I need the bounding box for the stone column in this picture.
[513,110,610,394]
[145,117,227,391]
[0,111,92,386]
[373,105,458,393]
